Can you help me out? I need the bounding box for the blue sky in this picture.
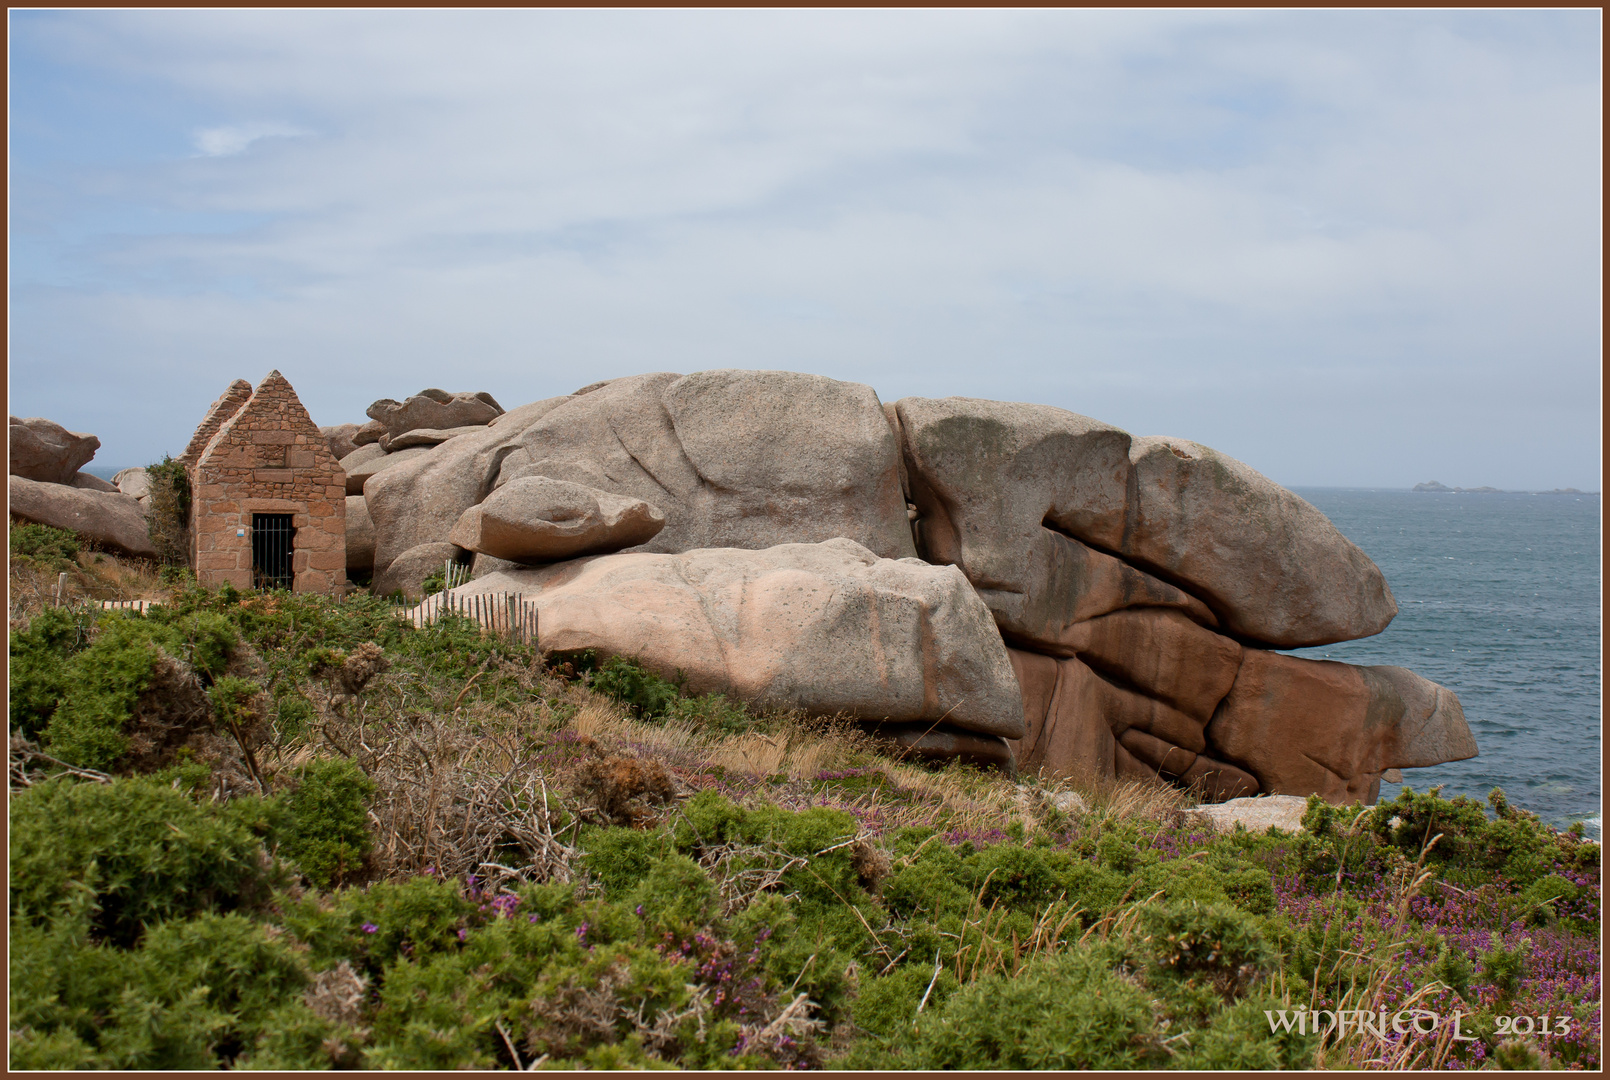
[9,10,1601,488]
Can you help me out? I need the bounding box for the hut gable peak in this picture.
[179,378,254,468]
[196,371,341,475]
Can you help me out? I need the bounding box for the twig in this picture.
[495,1021,523,1070]
[916,950,943,1015]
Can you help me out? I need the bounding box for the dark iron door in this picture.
[251,513,296,590]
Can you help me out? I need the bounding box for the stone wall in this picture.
[190,371,347,593]
[178,379,254,468]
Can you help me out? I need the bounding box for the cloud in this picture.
[190,121,308,157]
[7,10,1602,488]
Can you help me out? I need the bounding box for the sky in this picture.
[8,9,1602,489]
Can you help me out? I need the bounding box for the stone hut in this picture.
[187,371,347,593]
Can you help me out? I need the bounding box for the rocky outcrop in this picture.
[367,371,914,597]
[439,538,1024,737]
[1205,651,1477,804]
[322,423,361,462]
[333,372,1477,804]
[365,389,504,440]
[893,398,1396,649]
[381,426,488,452]
[9,475,157,559]
[448,476,665,563]
[341,444,432,496]
[9,416,101,485]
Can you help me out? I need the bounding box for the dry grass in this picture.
[8,549,169,625]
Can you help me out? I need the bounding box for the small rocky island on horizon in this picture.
[1414,480,1595,495]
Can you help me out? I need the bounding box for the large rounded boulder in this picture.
[433,537,1024,739]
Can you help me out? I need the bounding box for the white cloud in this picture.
[191,121,308,157]
[8,10,1602,487]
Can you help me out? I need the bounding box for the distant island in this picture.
[1414,481,1596,495]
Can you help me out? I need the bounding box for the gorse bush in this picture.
[10,775,288,948]
[278,757,377,889]
[9,605,94,739]
[10,521,82,565]
[8,577,1600,1071]
[30,611,241,771]
[587,655,757,734]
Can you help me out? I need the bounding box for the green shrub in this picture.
[850,947,1168,1069]
[144,458,191,565]
[591,655,681,719]
[10,521,82,564]
[1430,941,1475,997]
[10,776,286,948]
[1178,993,1318,1069]
[582,826,671,896]
[281,875,475,973]
[1142,901,1273,997]
[278,757,378,889]
[1477,932,1529,1005]
[8,606,93,739]
[42,614,184,770]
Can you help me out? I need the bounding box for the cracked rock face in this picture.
[352,374,1474,804]
[437,538,1024,740]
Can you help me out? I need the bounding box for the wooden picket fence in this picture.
[404,590,539,647]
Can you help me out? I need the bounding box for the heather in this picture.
[7,572,1602,1070]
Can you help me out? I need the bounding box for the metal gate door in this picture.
[251,513,296,590]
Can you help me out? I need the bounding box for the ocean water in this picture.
[1288,488,1601,832]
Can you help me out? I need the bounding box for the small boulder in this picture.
[113,467,151,502]
[9,416,101,485]
[440,538,1025,738]
[371,541,466,599]
[447,476,665,563]
[1189,795,1312,835]
[9,475,156,558]
[321,423,361,461]
[352,419,387,446]
[365,390,504,440]
[70,472,118,493]
[381,426,489,452]
[345,495,376,573]
[344,444,432,497]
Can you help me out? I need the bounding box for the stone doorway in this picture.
[251,513,296,590]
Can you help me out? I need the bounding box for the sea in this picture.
[1289,488,1602,835]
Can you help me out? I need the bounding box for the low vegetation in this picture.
[7,545,1602,1070]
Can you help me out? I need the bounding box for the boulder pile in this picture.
[340,371,1477,805]
[9,416,157,559]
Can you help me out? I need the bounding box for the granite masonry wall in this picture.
[189,371,347,593]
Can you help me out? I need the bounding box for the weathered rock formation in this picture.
[9,475,157,558]
[336,370,1479,804]
[365,389,504,441]
[113,467,152,503]
[441,538,1024,741]
[9,416,102,485]
[365,372,915,597]
[447,476,665,563]
[321,423,361,462]
[8,415,157,558]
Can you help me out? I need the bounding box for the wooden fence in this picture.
[404,591,539,647]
